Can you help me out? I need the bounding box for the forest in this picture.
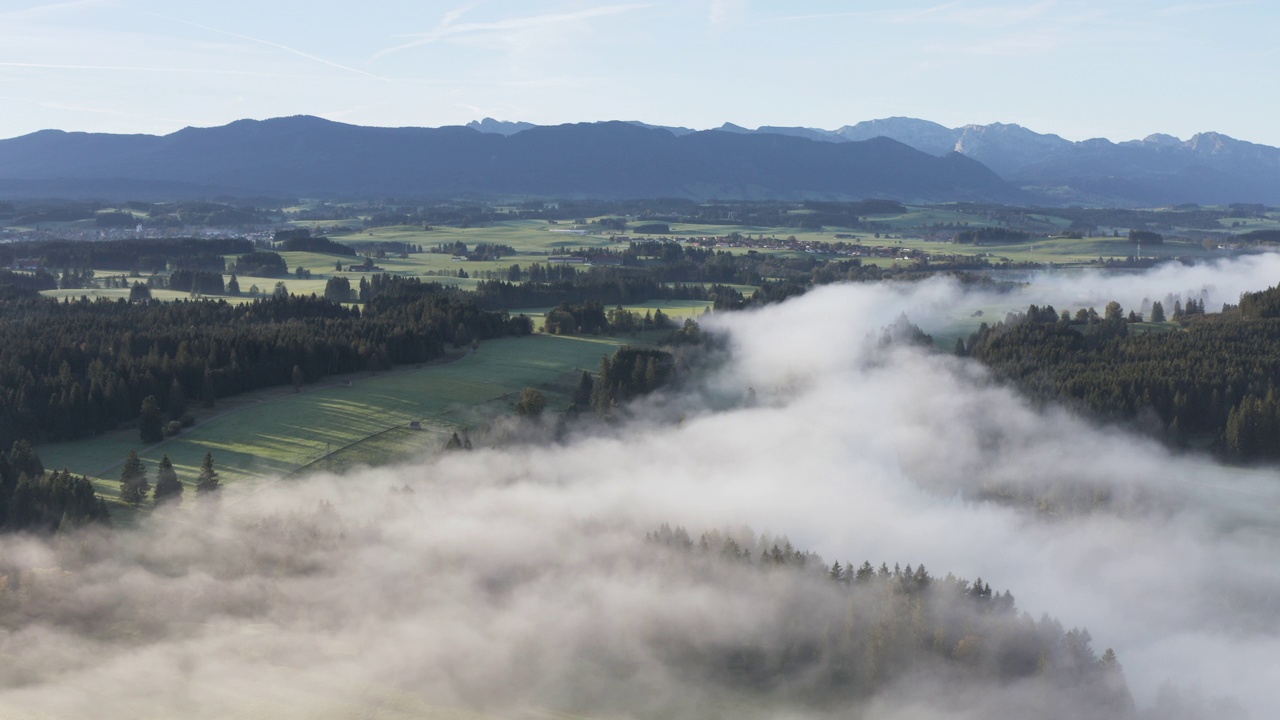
[0,237,252,273]
[0,440,109,534]
[642,524,1137,718]
[963,285,1280,461]
[0,289,531,450]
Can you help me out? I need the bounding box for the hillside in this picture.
[0,116,1023,203]
[799,118,1280,206]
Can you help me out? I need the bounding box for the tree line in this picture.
[0,291,531,449]
[0,238,252,273]
[118,449,221,508]
[273,228,357,256]
[0,441,109,534]
[645,524,1137,717]
[963,288,1280,461]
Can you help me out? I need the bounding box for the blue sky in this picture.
[1,0,1276,144]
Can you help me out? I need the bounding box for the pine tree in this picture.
[139,395,163,443]
[120,450,149,506]
[201,367,216,408]
[195,452,220,497]
[167,378,185,421]
[592,355,613,411]
[571,371,593,410]
[8,440,43,480]
[152,454,182,507]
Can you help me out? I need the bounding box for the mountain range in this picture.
[0,117,1019,204]
[474,117,1280,206]
[1,115,1277,206]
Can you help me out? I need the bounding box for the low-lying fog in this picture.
[2,254,1278,719]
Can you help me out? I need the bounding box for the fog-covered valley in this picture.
[2,258,1278,719]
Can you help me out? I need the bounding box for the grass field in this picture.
[35,216,1237,310]
[16,213,1253,523]
[35,333,637,517]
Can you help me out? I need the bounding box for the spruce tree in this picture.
[201,368,216,409]
[571,371,593,410]
[119,450,149,506]
[139,395,163,443]
[195,452,220,497]
[152,454,182,507]
[167,378,185,421]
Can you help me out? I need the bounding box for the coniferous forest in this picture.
[0,285,531,449]
[964,285,1280,461]
[643,524,1136,719]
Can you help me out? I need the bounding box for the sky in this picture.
[0,0,1276,145]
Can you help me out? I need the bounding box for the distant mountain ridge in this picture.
[3,114,1277,205]
[464,118,536,136]
[0,116,1021,203]
[465,117,1280,206]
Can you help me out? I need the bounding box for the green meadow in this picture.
[36,214,1235,310]
[35,334,635,516]
[25,213,1243,516]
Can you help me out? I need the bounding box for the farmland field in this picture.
[34,333,637,516]
[34,214,1239,312]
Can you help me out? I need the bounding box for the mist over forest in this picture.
[0,257,1275,719]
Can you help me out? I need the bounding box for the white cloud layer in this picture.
[2,257,1279,717]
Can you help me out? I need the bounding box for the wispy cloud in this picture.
[1156,0,1257,16]
[0,61,337,81]
[708,0,747,29]
[373,3,649,61]
[922,30,1068,58]
[120,4,389,81]
[765,1,1059,28]
[0,0,103,21]
[887,0,1061,27]
[0,93,175,125]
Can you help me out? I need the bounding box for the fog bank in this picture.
[2,259,1279,718]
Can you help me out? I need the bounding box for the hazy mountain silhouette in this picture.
[792,117,1280,205]
[0,116,1023,203]
[464,118,536,136]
